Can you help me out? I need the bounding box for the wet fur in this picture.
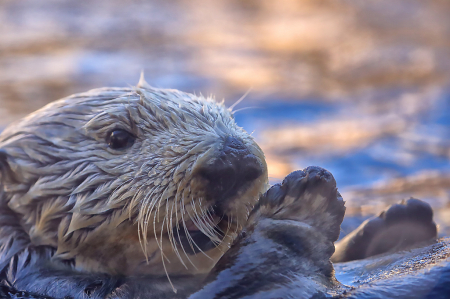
[3,166,448,298]
[0,166,346,298]
[1,82,449,298]
[0,81,267,282]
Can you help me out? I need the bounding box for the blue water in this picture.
[234,100,341,137]
[235,92,450,190]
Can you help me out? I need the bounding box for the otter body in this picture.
[0,78,449,298]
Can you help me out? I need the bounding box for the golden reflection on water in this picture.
[0,0,450,233]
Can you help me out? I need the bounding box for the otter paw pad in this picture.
[259,166,345,243]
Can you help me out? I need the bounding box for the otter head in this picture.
[0,76,268,279]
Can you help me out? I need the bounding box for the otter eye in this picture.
[107,129,135,150]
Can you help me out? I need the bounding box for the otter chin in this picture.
[0,74,268,278]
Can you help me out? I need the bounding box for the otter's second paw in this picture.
[332,198,437,263]
[258,166,346,243]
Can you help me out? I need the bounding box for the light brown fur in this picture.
[0,77,268,279]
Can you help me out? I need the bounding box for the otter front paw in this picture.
[197,167,346,297]
[258,166,346,243]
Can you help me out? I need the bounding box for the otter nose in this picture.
[200,136,263,201]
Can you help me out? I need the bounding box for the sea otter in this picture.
[0,77,448,299]
[0,75,268,280]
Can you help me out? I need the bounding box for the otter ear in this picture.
[136,71,152,89]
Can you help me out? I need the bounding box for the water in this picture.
[0,0,449,235]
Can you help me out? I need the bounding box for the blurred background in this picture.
[1,0,449,237]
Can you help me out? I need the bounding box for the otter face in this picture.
[0,78,268,277]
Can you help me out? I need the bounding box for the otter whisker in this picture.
[110,176,151,260]
[162,211,172,264]
[137,221,146,262]
[165,199,176,254]
[142,187,159,221]
[173,193,197,270]
[215,213,232,254]
[190,199,217,245]
[139,186,167,262]
[138,186,159,259]
[179,195,203,267]
[178,191,196,253]
[228,87,253,112]
[208,208,226,239]
[179,194,196,254]
[151,205,171,265]
[188,201,205,236]
[158,215,177,294]
[167,196,188,270]
[174,192,203,269]
[156,188,166,224]
[200,205,222,245]
[205,205,223,237]
[232,106,262,114]
[205,204,227,237]
[193,199,215,239]
[197,198,221,242]
[183,200,213,259]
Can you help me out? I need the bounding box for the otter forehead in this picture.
[83,87,239,137]
[1,85,240,146]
